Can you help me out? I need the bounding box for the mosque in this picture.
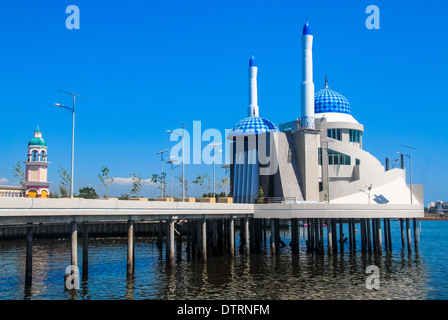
[227,21,423,205]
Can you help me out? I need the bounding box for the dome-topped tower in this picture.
[24,127,51,198]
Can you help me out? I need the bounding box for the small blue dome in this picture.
[228,116,277,138]
[249,54,256,67]
[314,88,351,114]
[303,21,312,35]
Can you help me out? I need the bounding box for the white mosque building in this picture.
[228,21,423,205]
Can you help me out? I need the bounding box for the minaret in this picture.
[300,21,315,129]
[248,54,259,117]
[24,127,52,198]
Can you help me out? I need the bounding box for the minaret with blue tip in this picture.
[300,20,315,129]
[248,54,259,117]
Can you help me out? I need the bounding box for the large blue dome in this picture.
[228,116,278,138]
[314,88,351,114]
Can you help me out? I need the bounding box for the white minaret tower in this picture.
[248,54,259,117]
[300,21,315,129]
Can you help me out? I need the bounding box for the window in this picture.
[355,158,361,165]
[328,149,351,165]
[327,129,342,141]
[349,129,361,143]
[319,148,351,165]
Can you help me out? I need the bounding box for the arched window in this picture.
[41,150,46,162]
[32,150,38,161]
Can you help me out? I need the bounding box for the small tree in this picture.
[175,175,189,198]
[192,173,211,197]
[129,172,143,197]
[58,165,71,197]
[151,172,167,198]
[98,166,114,198]
[256,186,266,203]
[78,187,99,199]
[12,159,25,186]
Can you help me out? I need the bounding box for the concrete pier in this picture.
[70,221,77,267]
[82,222,88,277]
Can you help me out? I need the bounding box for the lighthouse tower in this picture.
[24,127,51,198]
[300,21,315,129]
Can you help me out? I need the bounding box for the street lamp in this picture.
[221,164,230,197]
[166,157,180,198]
[208,142,222,198]
[156,149,169,197]
[397,145,417,204]
[54,90,86,199]
[167,121,190,202]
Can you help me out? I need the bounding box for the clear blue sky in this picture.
[0,0,446,203]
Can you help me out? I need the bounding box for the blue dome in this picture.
[303,21,312,35]
[249,54,256,67]
[314,88,351,114]
[228,116,278,138]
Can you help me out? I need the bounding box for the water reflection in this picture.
[0,231,429,300]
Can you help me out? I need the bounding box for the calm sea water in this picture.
[0,220,447,300]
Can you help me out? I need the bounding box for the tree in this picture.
[151,172,167,198]
[129,172,143,197]
[175,175,189,198]
[192,173,211,197]
[12,159,25,186]
[58,165,71,197]
[78,187,99,199]
[256,186,266,203]
[98,166,114,198]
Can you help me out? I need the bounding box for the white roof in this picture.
[315,112,359,124]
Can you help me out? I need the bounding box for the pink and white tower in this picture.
[24,127,51,198]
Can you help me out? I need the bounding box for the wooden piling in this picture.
[229,218,235,257]
[366,219,372,252]
[413,218,419,250]
[339,219,344,252]
[331,219,337,253]
[400,219,406,248]
[377,219,383,253]
[70,221,78,267]
[270,218,276,255]
[327,218,333,254]
[82,222,88,278]
[127,219,134,274]
[244,217,250,254]
[201,218,207,261]
[387,219,392,249]
[291,218,299,253]
[406,218,412,252]
[25,223,33,286]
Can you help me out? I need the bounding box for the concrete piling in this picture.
[25,223,33,286]
[71,221,78,267]
[127,219,134,274]
[202,218,207,261]
[82,222,88,278]
[406,218,412,252]
[229,217,235,256]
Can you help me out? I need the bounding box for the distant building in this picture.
[24,127,52,198]
[428,201,448,215]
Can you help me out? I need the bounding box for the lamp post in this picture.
[54,90,86,199]
[397,145,417,204]
[167,121,190,202]
[207,143,222,198]
[166,157,180,198]
[221,164,230,197]
[156,149,169,197]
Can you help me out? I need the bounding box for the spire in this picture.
[249,53,256,67]
[324,75,329,89]
[303,19,312,35]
